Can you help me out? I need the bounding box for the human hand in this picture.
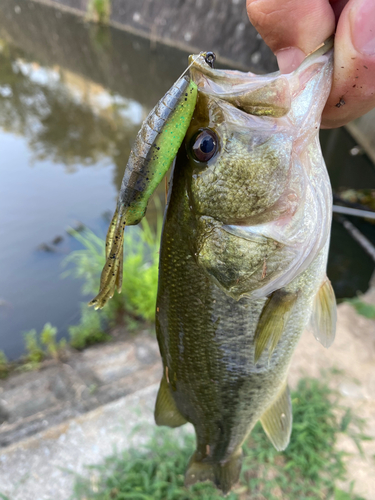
[246,0,375,128]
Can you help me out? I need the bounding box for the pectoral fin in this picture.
[260,383,292,451]
[154,377,187,428]
[310,278,337,348]
[254,290,298,363]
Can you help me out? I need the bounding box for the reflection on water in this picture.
[0,40,142,176]
[0,31,157,358]
[0,0,374,358]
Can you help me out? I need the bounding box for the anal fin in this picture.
[185,449,242,494]
[260,383,292,451]
[254,289,298,363]
[154,377,187,428]
[310,277,337,348]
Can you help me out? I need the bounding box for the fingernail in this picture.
[276,47,306,74]
[352,0,375,56]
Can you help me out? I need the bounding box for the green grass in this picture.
[72,378,368,500]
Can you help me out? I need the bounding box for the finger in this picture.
[322,0,375,127]
[246,0,335,73]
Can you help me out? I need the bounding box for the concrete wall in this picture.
[29,0,278,73]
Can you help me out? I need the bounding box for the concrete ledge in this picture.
[0,333,162,447]
[0,384,166,500]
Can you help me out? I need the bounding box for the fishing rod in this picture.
[334,214,375,263]
[332,205,375,220]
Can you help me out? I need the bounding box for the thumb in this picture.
[246,0,336,73]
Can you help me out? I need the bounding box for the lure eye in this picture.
[191,129,218,162]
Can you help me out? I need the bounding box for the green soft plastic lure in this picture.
[89,74,197,309]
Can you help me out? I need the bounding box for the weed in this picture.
[87,0,111,24]
[345,297,375,319]
[69,305,110,350]
[64,200,162,326]
[40,322,66,359]
[19,324,66,370]
[72,378,368,500]
[0,350,8,379]
[23,329,45,368]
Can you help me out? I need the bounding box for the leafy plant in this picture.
[72,378,368,500]
[0,350,8,379]
[87,0,111,24]
[40,322,66,359]
[64,200,162,326]
[23,329,45,368]
[20,323,66,370]
[345,297,375,319]
[69,305,110,350]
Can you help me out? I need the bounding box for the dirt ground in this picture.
[289,287,375,499]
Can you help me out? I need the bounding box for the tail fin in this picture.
[185,450,242,494]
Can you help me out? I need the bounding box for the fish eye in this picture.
[191,129,218,163]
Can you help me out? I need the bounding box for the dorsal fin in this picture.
[310,278,337,348]
[260,383,292,451]
[254,290,299,363]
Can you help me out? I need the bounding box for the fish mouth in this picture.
[188,52,256,86]
[187,37,333,119]
[189,37,333,78]
[188,36,334,87]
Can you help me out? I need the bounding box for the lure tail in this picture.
[89,75,198,309]
[89,206,126,309]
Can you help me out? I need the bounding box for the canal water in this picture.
[0,0,374,359]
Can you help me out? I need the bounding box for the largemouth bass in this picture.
[154,39,337,493]
[90,39,337,494]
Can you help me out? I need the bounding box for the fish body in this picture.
[155,40,337,493]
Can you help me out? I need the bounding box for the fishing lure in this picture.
[89,63,200,309]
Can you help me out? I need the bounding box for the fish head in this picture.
[185,44,333,226]
[178,42,333,298]
[183,74,293,225]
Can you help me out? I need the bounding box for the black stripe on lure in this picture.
[88,54,215,309]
